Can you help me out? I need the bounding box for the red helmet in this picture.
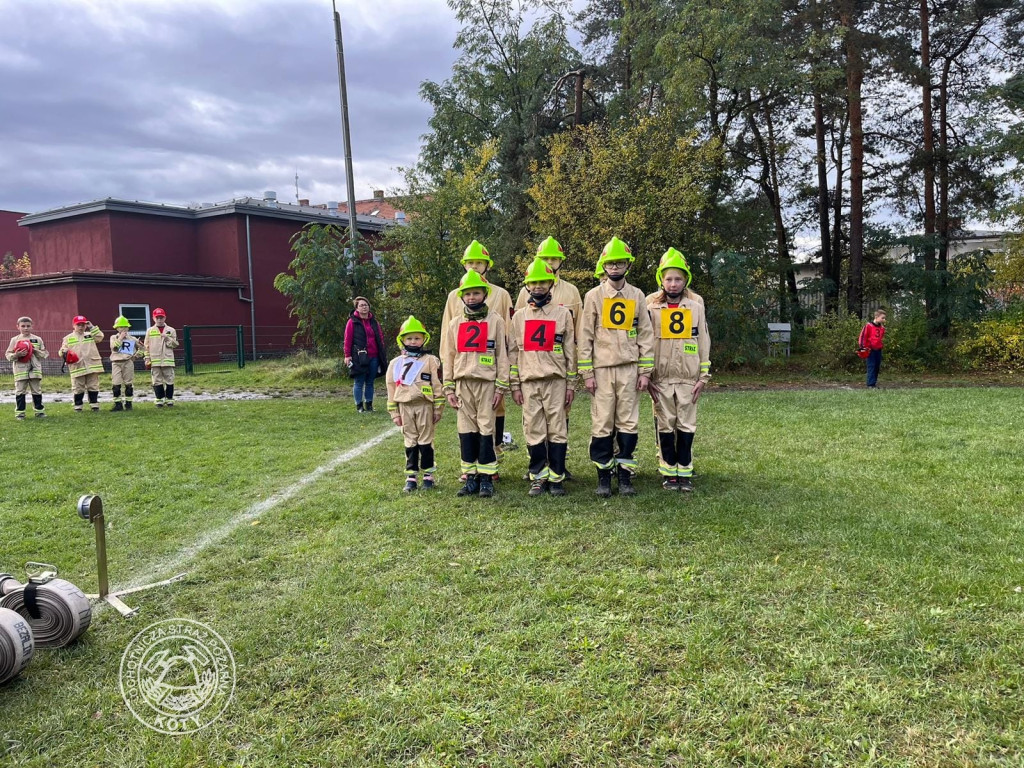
[856,347,871,359]
[64,350,80,364]
[72,315,88,325]
[152,307,166,318]
[13,339,33,362]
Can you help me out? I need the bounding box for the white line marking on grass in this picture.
[119,426,398,592]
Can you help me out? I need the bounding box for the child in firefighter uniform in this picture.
[440,240,514,468]
[144,308,179,407]
[578,237,655,497]
[59,315,105,412]
[387,316,445,493]
[442,270,510,498]
[109,315,143,411]
[5,316,48,419]
[646,249,711,491]
[509,259,577,496]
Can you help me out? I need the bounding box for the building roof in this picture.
[17,197,392,232]
[334,198,405,220]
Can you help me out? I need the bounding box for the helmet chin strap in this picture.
[665,290,683,301]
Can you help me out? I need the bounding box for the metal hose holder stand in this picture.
[78,495,185,618]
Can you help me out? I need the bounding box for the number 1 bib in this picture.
[396,357,426,386]
[601,298,636,330]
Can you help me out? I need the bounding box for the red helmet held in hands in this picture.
[64,350,80,365]
[13,339,33,362]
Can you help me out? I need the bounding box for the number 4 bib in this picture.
[601,298,636,330]
[523,319,556,351]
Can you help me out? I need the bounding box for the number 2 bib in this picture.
[457,321,488,353]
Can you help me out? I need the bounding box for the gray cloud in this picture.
[0,0,460,212]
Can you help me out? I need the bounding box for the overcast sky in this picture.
[0,0,461,213]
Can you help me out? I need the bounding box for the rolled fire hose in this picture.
[0,572,92,649]
[0,597,35,684]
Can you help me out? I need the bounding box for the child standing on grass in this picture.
[443,270,510,498]
[144,308,179,407]
[646,249,711,492]
[109,315,143,411]
[859,309,887,388]
[578,237,655,497]
[5,316,48,419]
[440,240,514,471]
[59,315,104,412]
[509,258,577,496]
[387,316,445,493]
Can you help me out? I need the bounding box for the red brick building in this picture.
[0,195,394,356]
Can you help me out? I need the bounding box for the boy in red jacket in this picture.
[858,309,886,388]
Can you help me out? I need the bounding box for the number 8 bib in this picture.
[601,298,636,330]
[660,308,692,339]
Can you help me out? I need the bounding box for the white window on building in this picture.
[118,304,150,336]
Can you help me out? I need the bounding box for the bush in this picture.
[955,319,1024,373]
[704,252,773,369]
[804,313,864,371]
[884,308,946,371]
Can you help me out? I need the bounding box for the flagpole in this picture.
[332,0,359,247]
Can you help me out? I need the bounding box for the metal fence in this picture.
[182,325,245,375]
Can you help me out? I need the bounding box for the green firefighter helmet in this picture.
[594,236,634,278]
[396,315,430,347]
[113,315,131,329]
[461,239,494,267]
[536,236,565,260]
[524,258,557,285]
[457,268,492,297]
[656,247,693,288]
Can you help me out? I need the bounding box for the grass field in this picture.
[1,387,1023,766]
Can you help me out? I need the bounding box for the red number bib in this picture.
[523,319,556,352]
[457,321,488,353]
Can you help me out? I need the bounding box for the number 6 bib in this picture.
[601,298,636,330]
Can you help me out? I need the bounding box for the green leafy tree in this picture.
[527,112,720,294]
[273,226,380,355]
[378,142,499,342]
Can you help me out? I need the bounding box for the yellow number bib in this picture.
[601,298,636,330]
[660,308,692,339]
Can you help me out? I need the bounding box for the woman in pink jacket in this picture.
[344,296,386,412]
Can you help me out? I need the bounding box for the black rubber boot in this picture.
[154,384,165,407]
[32,393,45,417]
[88,390,100,411]
[548,442,568,482]
[112,386,123,411]
[165,384,175,406]
[478,475,495,498]
[617,466,637,496]
[15,394,26,418]
[457,474,481,497]
[595,469,613,498]
[125,385,134,410]
[527,443,548,481]
[73,392,84,411]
